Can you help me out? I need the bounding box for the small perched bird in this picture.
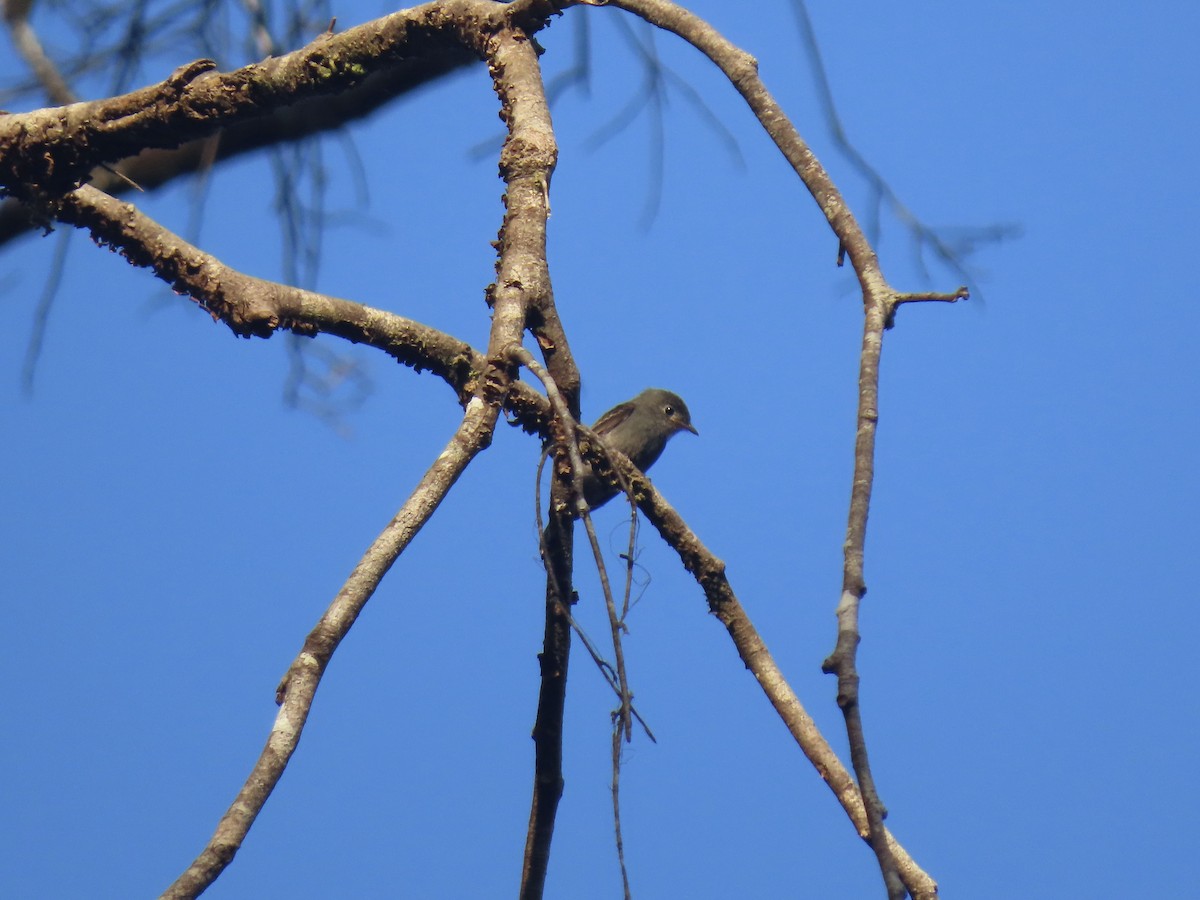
[576,387,698,510]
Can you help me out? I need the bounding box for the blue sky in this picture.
[2,2,1197,897]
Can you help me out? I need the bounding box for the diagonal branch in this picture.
[606,452,938,900]
[607,0,885,291]
[162,398,501,899]
[4,0,77,106]
[788,0,1017,291]
[49,180,464,343]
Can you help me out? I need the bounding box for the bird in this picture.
[575,387,697,511]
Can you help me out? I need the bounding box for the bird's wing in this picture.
[589,401,636,438]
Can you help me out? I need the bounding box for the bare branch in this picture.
[608,0,884,294]
[0,42,477,249]
[515,347,643,740]
[593,447,935,899]
[887,286,970,328]
[4,0,78,105]
[162,397,500,899]
[0,1,532,200]
[19,225,70,393]
[789,0,1018,291]
[516,346,653,898]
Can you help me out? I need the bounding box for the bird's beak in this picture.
[681,422,699,436]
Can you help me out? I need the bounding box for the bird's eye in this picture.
[664,405,674,416]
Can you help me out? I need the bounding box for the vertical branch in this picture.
[466,16,568,898]
[820,292,961,900]
[820,296,903,899]
[609,0,903,889]
[524,501,574,900]
[611,724,632,900]
[515,349,645,899]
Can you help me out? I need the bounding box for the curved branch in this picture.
[608,0,886,294]
[46,183,555,431]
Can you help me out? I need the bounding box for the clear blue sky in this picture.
[2,2,1197,897]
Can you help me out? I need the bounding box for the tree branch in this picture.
[605,452,938,900]
[0,0,558,201]
[162,398,500,899]
[0,43,478,249]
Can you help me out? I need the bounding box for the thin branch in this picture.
[162,398,500,899]
[4,0,78,105]
[532,451,657,742]
[886,286,970,329]
[515,347,641,740]
[608,0,882,287]
[597,448,937,899]
[790,0,1018,291]
[517,347,649,898]
[819,293,903,899]
[611,722,632,900]
[19,224,70,393]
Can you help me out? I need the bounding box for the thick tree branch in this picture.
[460,17,586,899]
[0,43,478,248]
[44,183,562,429]
[0,0,564,201]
